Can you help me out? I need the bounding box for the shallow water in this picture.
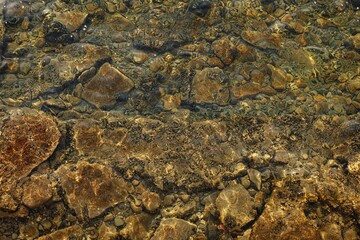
[0,0,359,239]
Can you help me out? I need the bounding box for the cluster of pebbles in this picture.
[0,0,359,239]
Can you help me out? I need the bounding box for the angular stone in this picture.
[54,10,88,32]
[98,222,118,240]
[267,64,293,90]
[251,189,320,240]
[55,161,129,220]
[231,82,261,100]
[190,67,229,105]
[120,213,155,240]
[162,94,181,111]
[0,113,60,210]
[22,175,53,208]
[241,31,283,50]
[215,184,256,232]
[37,225,83,240]
[82,63,134,108]
[151,218,196,240]
[236,44,257,62]
[142,191,161,212]
[73,119,103,155]
[212,37,237,65]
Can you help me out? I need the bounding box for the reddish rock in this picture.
[55,161,129,220]
[190,67,229,105]
[82,63,134,108]
[0,113,59,210]
[22,175,53,208]
[151,218,196,240]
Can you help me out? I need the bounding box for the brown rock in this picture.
[98,222,118,240]
[73,119,103,155]
[273,149,290,164]
[241,31,283,49]
[55,161,129,220]
[251,189,320,240]
[190,67,229,105]
[37,225,83,240]
[212,37,237,65]
[162,94,181,110]
[82,63,134,108]
[231,82,261,100]
[267,64,293,90]
[215,184,256,232]
[54,10,88,32]
[151,218,196,240]
[349,33,360,49]
[236,44,257,62]
[0,113,60,210]
[120,213,155,240]
[142,191,161,212]
[22,175,53,208]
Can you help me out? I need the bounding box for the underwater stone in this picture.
[22,175,53,209]
[190,67,229,105]
[188,0,213,17]
[151,218,196,240]
[215,184,256,232]
[82,63,134,108]
[241,30,283,50]
[55,161,129,220]
[0,113,60,208]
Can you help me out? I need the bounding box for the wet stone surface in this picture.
[0,0,359,239]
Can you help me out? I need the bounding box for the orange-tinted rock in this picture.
[82,63,134,108]
[267,64,293,90]
[151,218,196,240]
[212,36,237,65]
[55,161,129,220]
[0,114,60,203]
[190,67,229,105]
[22,175,53,208]
[231,82,261,100]
[241,30,283,49]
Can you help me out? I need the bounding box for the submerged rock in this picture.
[190,67,229,105]
[55,161,130,220]
[151,218,196,240]
[215,184,256,232]
[0,112,60,210]
[82,63,134,108]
